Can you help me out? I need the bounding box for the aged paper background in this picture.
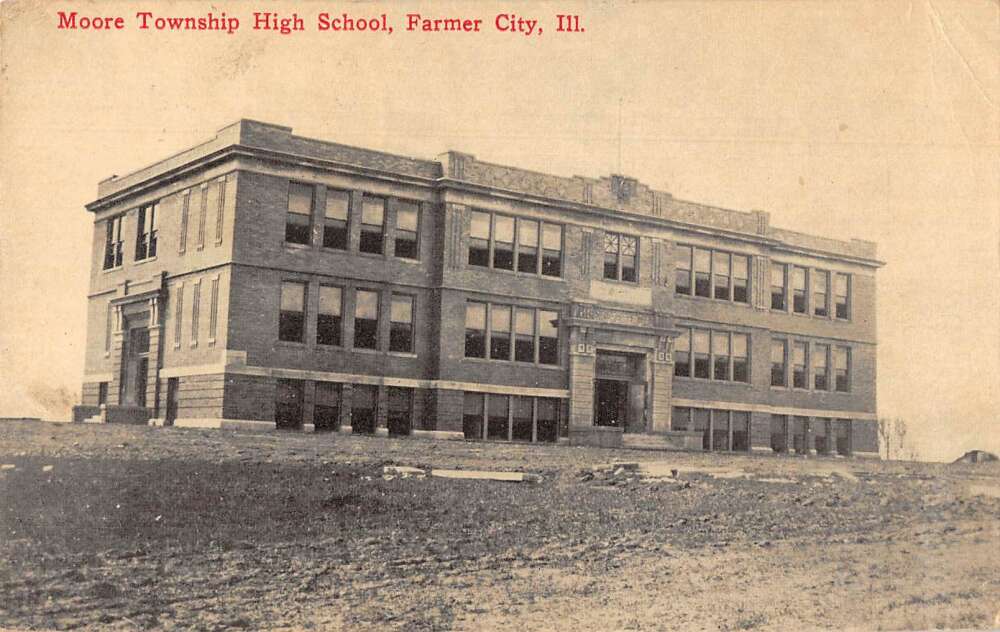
[0,0,997,461]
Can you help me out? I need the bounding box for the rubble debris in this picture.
[429,469,542,483]
[382,465,427,480]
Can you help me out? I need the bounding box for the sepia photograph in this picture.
[0,0,997,629]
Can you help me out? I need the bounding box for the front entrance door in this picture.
[595,379,629,428]
[120,320,150,407]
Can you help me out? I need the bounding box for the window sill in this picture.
[134,256,158,266]
[674,293,751,308]
[275,340,308,349]
[467,263,565,282]
[462,356,564,370]
[102,265,123,274]
[283,241,312,251]
[673,376,752,387]
[352,347,381,354]
[388,351,418,358]
[600,276,640,286]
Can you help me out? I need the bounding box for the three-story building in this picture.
[76,120,882,457]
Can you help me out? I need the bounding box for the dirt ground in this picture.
[1,420,998,631]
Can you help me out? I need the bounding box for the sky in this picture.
[1,0,997,461]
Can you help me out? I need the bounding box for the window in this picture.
[135,203,157,260]
[792,342,808,389]
[279,281,306,342]
[771,339,787,387]
[463,392,485,439]
[692,329,710,379]
[539,310,559,365]
[813,344,829,390]
[733,256,749,303]
[464,302,486,358]
[493,215,515,270]
[389,294,414,353]
[675,245,692,296]
[354,290,379,349]
[487,394,509,440]
[359,196,385,254]
[387,387,412,436]
[732,411,750,451]
[275,379,304,430]
[323,189,350,250]
[314,382,342,432]
[771,415,788,452]
[351,384,378,434]
[771,263,787,310]
[712,331,730,380]
[813,270,829,317]
[672,407,691,432]
[792,266,808,314]
[394,201,419,259]
[512,396,533,442]
[713,251,731,300]
[469,211,491,267]
[286,183,313,245]
[836,419,852,455]
[103,215,124,269]
[514,307,535,362]
[536,398,560,443]
[693,409,711,450]
[517,219,539,273]
[604,233,638,282]
[541,223,562,277]
[674,328,690,377]
[835,273,850,319]
[835,346,850,392]
[732,333,749,383]
[317,286,342,346]
[693,248,711,297]
[490,305,512,360]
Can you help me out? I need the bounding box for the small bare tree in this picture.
[877,417,916,460]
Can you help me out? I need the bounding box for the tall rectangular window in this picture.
[387,387,412,436]
[351,384,378,435]
[196,186,208,249]
[103,216,124,270]
[135,203,157,261]
[516,219,539,273]
[394,201,419,259]
[771,263,786,310]
[323,189,350,250]
[469,211,491,267]
[487,394,509,440]
[279,281,306,342]
[771,339,787,387]
[213,179,226,245]
[464,302,487,358]
[317,286,342,346]
[713,251,731,300]
[712,331,731,380]
[178,193,189,254]
[536,398,559,442]
[463,392,485,439]
[314,382,342,432]
[793,341,808,389]
[674,328,690,377]
[693,329,710,379]
[360,197,386,254]
[389,294,414,353]
[538,309,559,365]
[275,379,304,430]
[694,248,711,297]
[489,304,512,360]
[733,255,749,303]
[732,333,749,383]
[835,273,850,319]
[771,415,788,452]
[813,270,829,317]
[514,307,535,362]
[541,223,562,277]
[353,290,379,349]
[792,266,808,314]
[732,411,750,451]
[813,344,830,390]
[835,346,850,392]
[675,245,692,296]
[173,285,183,348]
[286,183,313,245]
[604,233,638,282]
[512,396,533,442]
[493,215,515,270]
